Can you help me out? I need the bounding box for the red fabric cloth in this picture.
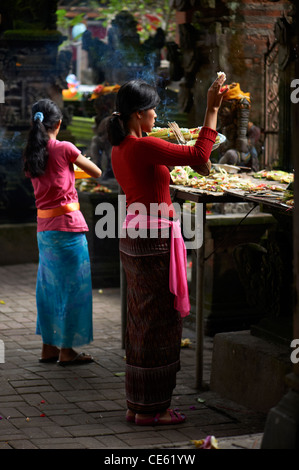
[30,139,88,233]
[111,126,217,218]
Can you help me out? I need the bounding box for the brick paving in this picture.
[0,263,266,450]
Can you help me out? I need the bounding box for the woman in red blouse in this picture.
[107,75,227,426]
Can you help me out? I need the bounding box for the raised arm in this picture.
[203,73,228,130]
[131,73,228,171]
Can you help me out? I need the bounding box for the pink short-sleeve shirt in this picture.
[31,139,88,232]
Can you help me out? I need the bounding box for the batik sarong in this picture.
[120,223,184,414]
[36,231,93,348]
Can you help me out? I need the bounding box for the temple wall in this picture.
[174,0,293,128]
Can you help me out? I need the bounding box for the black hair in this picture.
[107,79,160,146]
[23,98,63,178]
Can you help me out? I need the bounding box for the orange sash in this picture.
[37,202,80,219]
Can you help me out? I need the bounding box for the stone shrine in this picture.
[0,0,71,219]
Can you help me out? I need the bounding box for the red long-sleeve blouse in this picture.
[111,126,217,219]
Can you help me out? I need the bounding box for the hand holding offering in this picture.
[207,72,228,111]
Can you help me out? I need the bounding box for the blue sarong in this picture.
[36,231,93,348]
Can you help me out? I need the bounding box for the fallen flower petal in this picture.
[191,435,219,449]
[197,397,205,403]
[181,338,191,348]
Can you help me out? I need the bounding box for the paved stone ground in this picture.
[0,263,266,450]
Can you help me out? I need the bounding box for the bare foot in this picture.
[135,409,185,425]
[40,344,60,361]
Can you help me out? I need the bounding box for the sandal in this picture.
[39,356,59,363]
[57,352,94,366]
[135,409,186,426]
[126,410,136,423]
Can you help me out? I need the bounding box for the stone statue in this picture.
[82,10,165,85]
[83,11,166,179]
[89,93,116,180]
[218,83,260,171]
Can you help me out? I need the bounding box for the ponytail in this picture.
[23,99,63,178]
[23,117,49,178]
[107,113,128,146]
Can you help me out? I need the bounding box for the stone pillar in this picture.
[0,35,67,129]
[275,16,295,171]
[261,0,299,449]
[0,1,71,218]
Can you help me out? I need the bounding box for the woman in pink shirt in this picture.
[23,99,102,365]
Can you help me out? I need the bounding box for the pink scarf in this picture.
[124,213,190,318]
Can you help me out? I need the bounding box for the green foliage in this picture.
[55,2,175,51]
[96,0,175,41]
[56,9,87,48]
[56,9,85,29]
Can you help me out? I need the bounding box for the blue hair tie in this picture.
[34,111,44,122]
